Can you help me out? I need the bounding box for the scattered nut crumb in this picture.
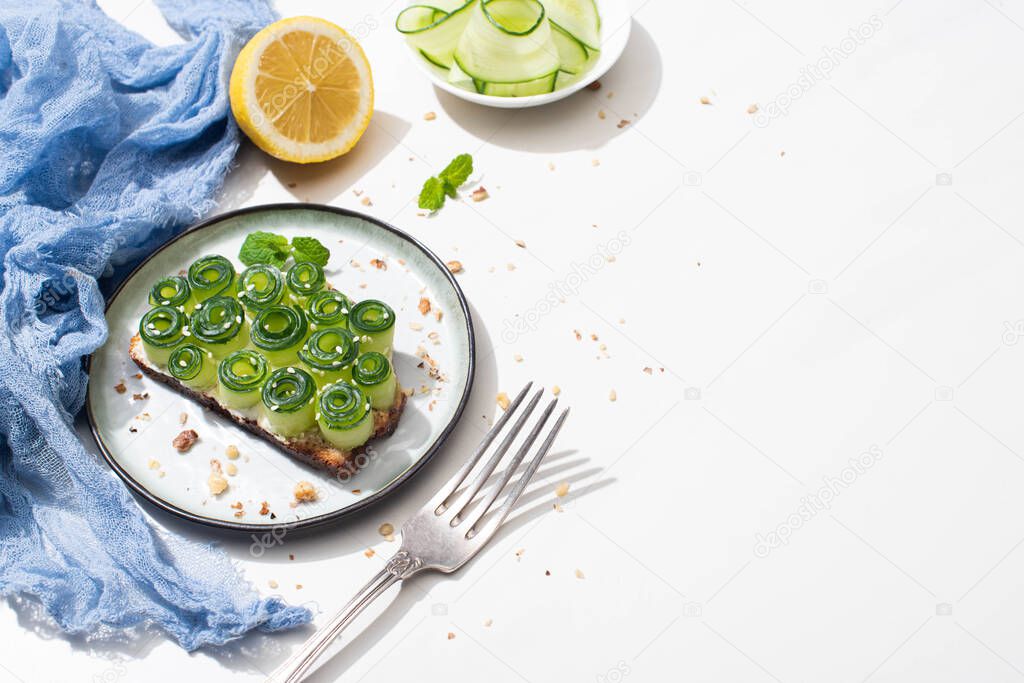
[418,297,431,315]
[617,119,630,129]
[370,258,387,270]
[226,462,238,476]
[294,481,318,502]
[643,367,653,375]
[447,632,456,640]
[409,322,424,331]
[591,159,601,167]
[513,353,523,362]
[364,549,376,558]
[148,459,160,470]
[496,392,510,411]
[555,482,570,497]
[471,187,489,202]
[700,96,711,105]
[260,501,270,516]
[747,103,759,114]
[361,196,372,206]
[515,548,525,561]
[226,444,239,459]
[446,260,464,273]
[587,80,601,91]
[552,385,561,396]
[574,330,582,341]
[114,381,127,394]
[207,467,228,496]
[609,389,617,402]
[179,412,188,425]
[379,522,395,537]
[545,570,551,576]
[506,263,516,271]
[514,239,526,249]
[268,579,278,589]
[575,568,585,579]
[134,372,143,380]
[424,111,437,121]
[483,618,493,627]
[434,309,443,322]
[597,109,606,120]
[548,162,555,171]
[296,584,303,589]
[132,392,148,401]
[172,429,199,453]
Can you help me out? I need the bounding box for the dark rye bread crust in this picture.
[129,334,407,476]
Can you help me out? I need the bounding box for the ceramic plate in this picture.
[87,204,474,532]
[403,0,631,109]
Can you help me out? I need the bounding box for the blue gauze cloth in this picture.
[0,0,312,650]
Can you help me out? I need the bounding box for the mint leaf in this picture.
[291,236,330,267]
[418,176,447,212]
[439,153,473,189]
[240,231,290,268]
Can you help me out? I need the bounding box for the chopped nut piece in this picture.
[134,372,143,380]
[361,196,372,206]
[496,392,510,411]
[555,481,570,497]
[575,568,585,579]
[597,109,606,120]
[643,366,653,375]
[379,522,395,537]
[447,632,456,640]
[586,80,601,91]
[268,579,279,589]
[609,389,617,402]
[700,96,711,105]
[148,459,160,470]
[446,260,464,274]
[515,548,525,561]
[370,258,387,270]
[471,186,489,202]
[296,584,303,589]
[364,549,376,558]
[547,161,555,171]
[114,381,127,394]
[574,330,582,341]
[513,353,523,362]
[226,462,238,476]
[172,429,199,453]
[483,618,493,627]
[226,444,240,460]
[514,239,526,249]
[260,501,271,516]
[132,392,148,401]
[591,159,601,167]
[207,473,228,496]
[418,297,431,315]
[294,481,318,503]
[179,412,188,425]
[552,385,561,396]
[424,111,437,121]
[747,103,759,114]
[506,263,516,271]
[617,119,630,129]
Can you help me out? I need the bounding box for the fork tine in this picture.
[448,388,545,523]
[459,398,558,532]
[430,381,533,514]
[468,407,569,540]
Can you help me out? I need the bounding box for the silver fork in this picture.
[266,382,568,683]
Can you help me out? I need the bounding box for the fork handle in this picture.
[266,550,423,683]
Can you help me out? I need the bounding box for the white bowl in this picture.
[404,0,631,109]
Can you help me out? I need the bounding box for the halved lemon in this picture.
[229,17,374,164]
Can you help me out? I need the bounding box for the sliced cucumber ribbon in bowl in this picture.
[397,0,600,97]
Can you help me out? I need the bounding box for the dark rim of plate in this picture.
[85,203,476,533]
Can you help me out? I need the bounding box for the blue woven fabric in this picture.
[0,0,312,650]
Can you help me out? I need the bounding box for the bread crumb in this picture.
[471,187,489,202]
[555,481,570,497]
[226,444,239,460]
[446,260,464,274]
[575,568,585,579]
[226,462,238,476]
[747,103,759,114]
[609,389,617,402]
[418,297,431,315]
[294,481,318,502]
[496,392,510,411]
[552,385,561,396]
[172,429,199,453]
[114,381,127,394]
[424,111,437,121]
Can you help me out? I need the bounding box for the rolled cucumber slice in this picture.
[545,0,601,51]
[482,72,557,96]
[397,0,477,68]
[453,0,560,85]
[317,382,374,450]
[262,367,318,437]
[550,21,589,74]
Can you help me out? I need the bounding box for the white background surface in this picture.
[4,0,1024,681]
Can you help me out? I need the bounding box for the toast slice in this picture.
[129,334,407,477]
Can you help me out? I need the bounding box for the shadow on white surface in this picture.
[435,21,661,153]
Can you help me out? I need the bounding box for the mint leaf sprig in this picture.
[418,153,474,212]
[239,232,330,269]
